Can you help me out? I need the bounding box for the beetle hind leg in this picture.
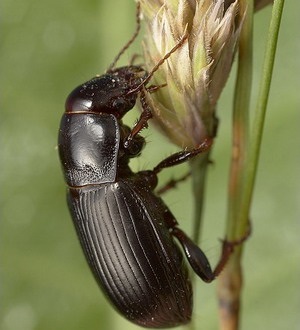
[163,207,251,282]
[172,225,251,282]
[171,227,215,282]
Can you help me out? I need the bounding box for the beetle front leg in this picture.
[124,89,152,149]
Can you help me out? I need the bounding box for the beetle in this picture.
[58,5,247,328]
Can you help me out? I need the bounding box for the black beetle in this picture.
[58,69,241,328]
[58,6,246,328]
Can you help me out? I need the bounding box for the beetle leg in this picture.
[153,138,213,174]
[156,171,191,195]
[171,227,215,282]
[211,224,251,278]
[124,32,189,149]
[162,209,215,282]
[162,207,251,282]
[124,89,153,149]
[171,225,251,282]
[124,82,168,149]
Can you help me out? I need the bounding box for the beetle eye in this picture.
[112,97,126,110]
[126,135,145,157]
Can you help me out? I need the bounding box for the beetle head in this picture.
[65,66,147,119]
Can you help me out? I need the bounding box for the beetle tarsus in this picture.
[213,222,252,278]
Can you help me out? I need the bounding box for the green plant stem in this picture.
[188,153,210,330]
[226,2,253,243]
[190,153,210,244]
[238,0,285,230]
[218,0,253,329]
[218,1,285,330]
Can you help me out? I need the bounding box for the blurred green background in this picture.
[1,1,299,330]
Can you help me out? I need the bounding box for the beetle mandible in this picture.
[58,4,247,328]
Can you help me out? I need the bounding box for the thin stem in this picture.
[188,152,210,330]
[218,0,253,329]
[238,0,285,230]
[190,153,210,244]
[227,0,253,243]
[218,0,285,329]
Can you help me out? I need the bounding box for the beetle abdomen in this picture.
[67,181,192,328]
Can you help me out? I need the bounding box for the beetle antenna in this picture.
[127,28,189,95]
[107,2,142,72]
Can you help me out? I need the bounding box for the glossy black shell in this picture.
[65,66,146,118]
[68,179,192,328]
[58,113,120,186]
[58,66,193,327]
